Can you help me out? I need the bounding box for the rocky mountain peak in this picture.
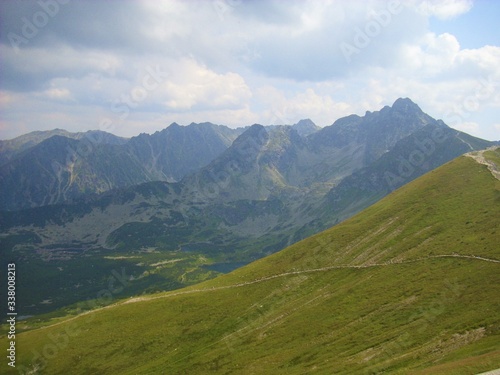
[232,124,269,149]
[391,97,422,114]
[293,119,320,137]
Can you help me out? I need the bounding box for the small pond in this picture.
[203,262,248,274]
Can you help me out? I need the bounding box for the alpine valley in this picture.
[4,132,500,374]
[0,98,497,328]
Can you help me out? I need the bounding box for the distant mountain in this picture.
[292,118,320,137]
[0,129,128,166]
[11,149,500,374]
[187,124,305,202]
[190,97,453,202]
[0,99,442,210]
[0,98,495,316]
[308,98,438,165]
[0,123,241,210]
[126,122,241,182]
[315,123,493,229]
[0,135,158,210]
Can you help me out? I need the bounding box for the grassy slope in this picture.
[6,154,500,374]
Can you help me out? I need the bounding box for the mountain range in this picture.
[0,123,242,211]
[0,98,496,316]
[8,147,500,374]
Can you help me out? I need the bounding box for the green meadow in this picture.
[4,151,500,374]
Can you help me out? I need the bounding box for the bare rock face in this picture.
[0,123,241,210]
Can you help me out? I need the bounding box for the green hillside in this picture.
[5,151,500,374]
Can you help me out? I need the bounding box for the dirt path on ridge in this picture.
[27,253,499,333]
[466,147,500,181]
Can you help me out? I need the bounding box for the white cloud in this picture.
[411,0,473,20]
[398,32,460,76]
[255,86,352,126]
[284,89,351,126]
[393,32,500,86]
[452,121,479,133]
[0,44,123,91]
[0,91,15,106]
[0,0,499,141]
[455,46,500,78]
[160,59,252,111]
[42,88,72,100]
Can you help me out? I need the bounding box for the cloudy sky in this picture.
[0,0,499,140]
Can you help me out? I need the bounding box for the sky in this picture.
[0,0,499,141]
